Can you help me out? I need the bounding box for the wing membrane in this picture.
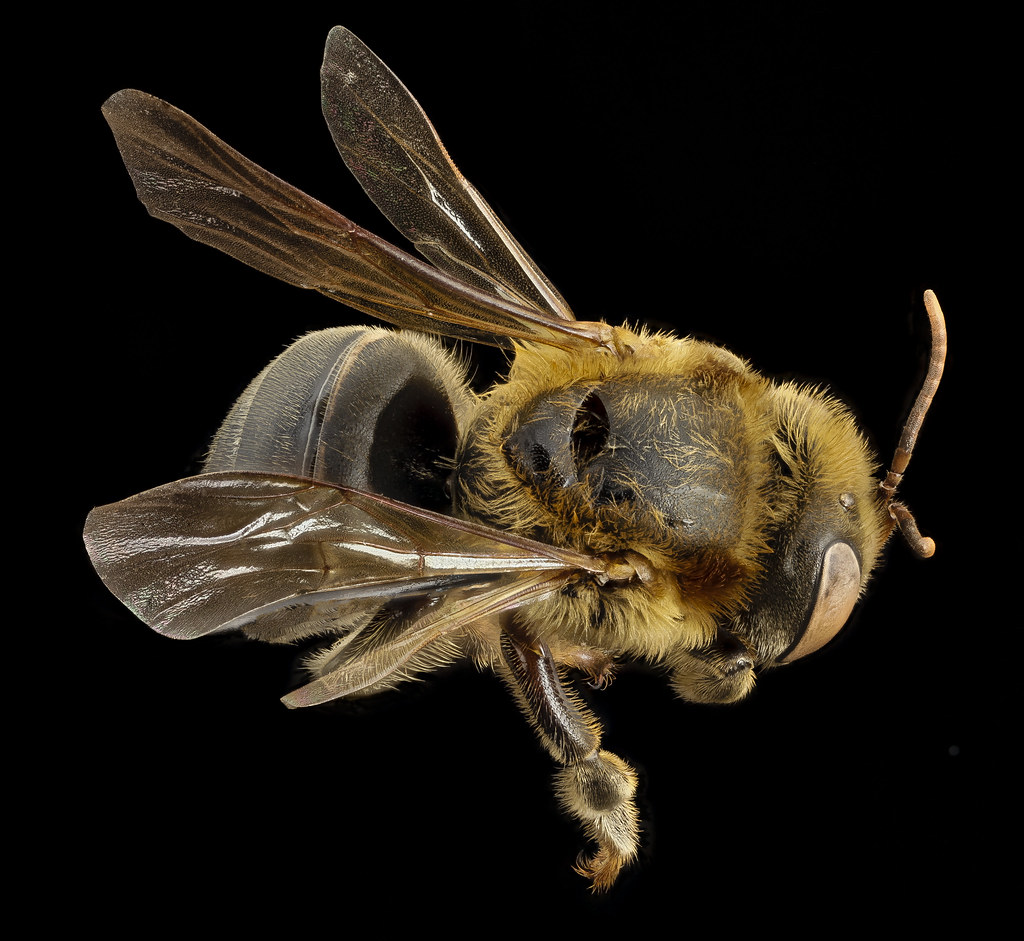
[84,473,604,642]
[102,90,608,352]
[320,27,575,321]
[281,568,575,707]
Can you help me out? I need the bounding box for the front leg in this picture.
[667,626,756,704]
[555,643,616,689]
[500,626,639,890]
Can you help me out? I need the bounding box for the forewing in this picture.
[102,90,608,352]
[84,473,603,642]
[320,27,575,321]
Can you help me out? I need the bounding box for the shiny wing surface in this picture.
[320,26,575,321]
[102,90,608,351]
[281,568,574,707]
[84,473,603,641]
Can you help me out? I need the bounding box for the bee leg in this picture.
[500,628,639,891]
[557,644,616,689]
[667,627,756,704]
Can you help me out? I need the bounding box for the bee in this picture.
[84,25,946,890]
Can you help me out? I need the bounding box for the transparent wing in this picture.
[281,569,570,707]
[102,90,610,352]
[320,26,575,321]
[84,472,604,643]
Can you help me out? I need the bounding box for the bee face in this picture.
[730,384,890,668]
[84,25,945,891]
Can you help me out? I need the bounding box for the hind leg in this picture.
[500,626,639,890]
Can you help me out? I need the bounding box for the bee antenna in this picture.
[878,290,947,557]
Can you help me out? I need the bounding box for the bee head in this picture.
[672,292,946,700]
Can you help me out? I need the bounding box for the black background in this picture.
[50,1,993,927]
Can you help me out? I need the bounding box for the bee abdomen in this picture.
[205,326,472,512]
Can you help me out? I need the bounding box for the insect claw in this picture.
[587,666,615,690]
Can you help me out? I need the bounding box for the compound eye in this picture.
[778,541,861,662]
